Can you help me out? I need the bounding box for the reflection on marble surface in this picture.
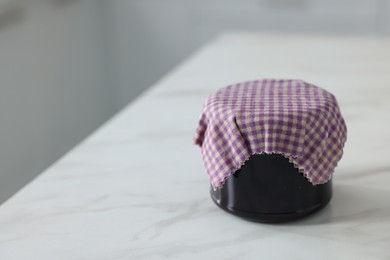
[1,33,390,259]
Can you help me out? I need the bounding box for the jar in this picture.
[210,153,332,222]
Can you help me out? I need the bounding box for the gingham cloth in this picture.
[193,79,347,190]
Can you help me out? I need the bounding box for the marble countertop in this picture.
[1,33,390,259]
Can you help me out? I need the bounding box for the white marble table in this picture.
[1,33,390,259]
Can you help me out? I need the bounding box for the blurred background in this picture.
[1,0,390,204]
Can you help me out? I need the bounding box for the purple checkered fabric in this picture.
[193,79,347,190]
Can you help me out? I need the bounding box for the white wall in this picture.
[105,0,200,107]
[107,0,390,106]
[1,0,390,204]
[0,0,112,203]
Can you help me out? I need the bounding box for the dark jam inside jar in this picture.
[210,154,332,223]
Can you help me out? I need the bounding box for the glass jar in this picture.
[210,153,332,223]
